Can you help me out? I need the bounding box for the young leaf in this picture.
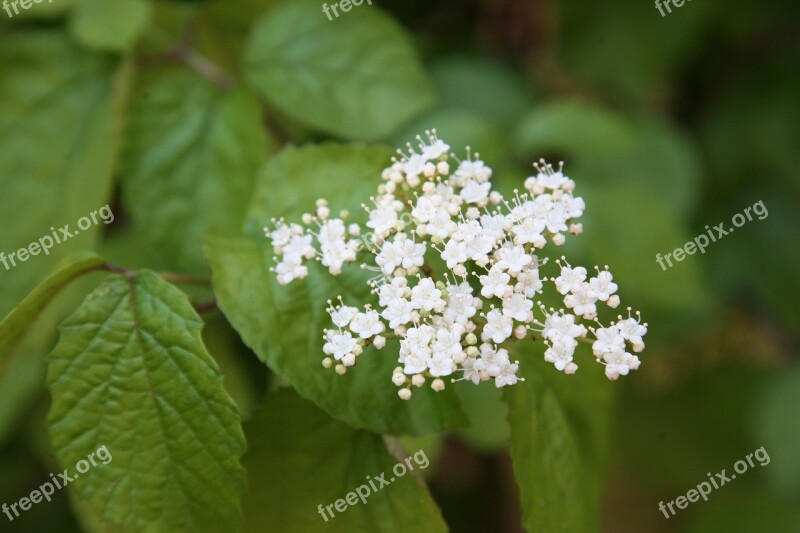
[122,71,268,274]
[504,353,614,533]
[243,0,435,140]
[0,252,104,364]
[46,271,247,531]
[241,389,448,532]
[69,0,151,52]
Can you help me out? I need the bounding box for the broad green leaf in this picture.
[514,99,699,216]
[206,233,467,436]
[242,389,447,532]
[69,0,151,51]
[122,70,268,274]
[46,271,247,531]
[0,30,123,318]
[243,0,435,140]
[752,366,800,497]
[0,252,104,366]
[245,143,392,231]
[0,31,127,438]
[430,56,531,127]
[504,352,615,533]
[214,143,466,435]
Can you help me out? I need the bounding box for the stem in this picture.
[139,22,235,91]
[194,300,218,314]
[103,264,211,287]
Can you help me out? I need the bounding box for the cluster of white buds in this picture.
[266,131,648,400]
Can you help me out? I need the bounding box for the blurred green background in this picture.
[1,0,798,531]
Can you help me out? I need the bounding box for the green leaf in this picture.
[504,353,615,533]
[69,0,151,51]
[46,271,247,531]
[0,252,104,367]
[243,0,435,140]
[0,30,124,318]
[0,31,127,430]
[752,365,800,497]
[210,142,466,435]
[514,99,699,216]
[242,389,447,532]
[206,233,467,436]
[245,143,392,231]
[122,70,268,274]
[430,56,531,127]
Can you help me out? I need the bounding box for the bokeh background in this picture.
[1,0,798,531]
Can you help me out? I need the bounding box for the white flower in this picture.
[502,293,533,322]
[484,310,513,343]
[427,209,457,240]
[460,180,491,204]
[592,326,624,357]
[464,234,494,262]
[563,284,598,317]
[511,216,546,247]
[375,240,404,275]
[536,169,568,190]
[589,270,618,301]
[515,267,543,297]
[603,347,635,380]
[319,219,346,244]
[617,316,647,352]
[494,244,532,276]
[454,159,492,183]
[429,353,455,377]
[444,283,477,325]
[441,239,468,268]
[323,331,358,360]
[350,310,385,339]
[462,357,486,384]
[412,196,438,223]
[377,277,407,306]
[411,278,444,311]
[329,305,358,328]
[398,239,426,270]
[265,134,648,392]
[403,350,430,375]
[275,256,308,285]
[555,265,587,295]
[480,345,510,377]
[422,138,450,160]
[381,298,414,329]
[284,234,315,260]
[480,214,506,241]
[495,360,520,387]
[544,340,576,372]
[268,224,291,247]
[480,266,511,298]
[432,327,463,357]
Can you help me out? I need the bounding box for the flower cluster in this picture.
[266,131,647,399]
